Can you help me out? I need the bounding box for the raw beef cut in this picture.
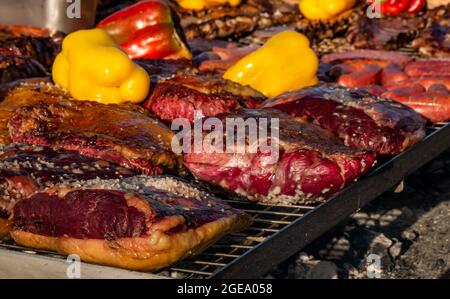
[11,175,251,271]
[261,84,426,156]
[184,109,377,205]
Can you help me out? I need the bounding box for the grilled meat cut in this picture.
[184,109,377,205]
[412,5,450,58]
[261,84,426,156]
[8,95,179,175]
[0,83,67,145]
[347,14,426,50]
[0,55,47,85]
[177,0,301,40]
[0,36,60,70]
[0,144,138,238]
[144,74,265,122]
[11,175,251,271]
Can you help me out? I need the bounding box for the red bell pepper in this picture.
[97,0,192,60]
[406,0,426,14]
[366,0,425,16]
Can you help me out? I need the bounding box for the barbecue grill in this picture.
[1,122,449,279]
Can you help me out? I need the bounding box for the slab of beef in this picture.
[0,55,47,85]
[184,109,377,205]
[177,0,301,40]
[0,83,68,145]
[11,175,251,271]
[260,84,426,156]
[143,74,265,122]
[0,25,62,70]
[0,144,137,229]
[8,95,179,175]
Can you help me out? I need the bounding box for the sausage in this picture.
[381,84,426,100]
[428,84,449,94]
[404,64,450,77]
[384,91,450,123]
[381,63,409,86]
[338,64,383,88]
[385,76,450,90]
[321,50,412,66]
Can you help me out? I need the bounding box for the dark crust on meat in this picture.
[0,144,137,215]
[261,84,426,156]
[8,98,179,175]
[0,55,47,84]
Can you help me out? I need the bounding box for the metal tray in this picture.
[1,122,449,279]
[0,0,97,33]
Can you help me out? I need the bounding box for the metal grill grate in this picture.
[158,201,317,278]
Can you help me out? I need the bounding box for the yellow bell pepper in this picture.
[223,31,319,98]
[299,0,356,21]
[52,28,150,104]
[176,0,241,10]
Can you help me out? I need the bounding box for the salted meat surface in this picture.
[184,109,377,205]
[0,144,137,219]
[11,175,251,271]
[261,84,426,156]
[144,74,265,122]
[8,94,179,175]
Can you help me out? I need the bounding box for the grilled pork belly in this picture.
[143,74,265,122]
[184,109,377,205]
[0,144,138,239]
[7,89,179,175]
[11,176,251,271]
[261,84,426,156]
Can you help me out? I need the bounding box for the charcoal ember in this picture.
[7,93,179,175]
[0,55,47,85]
[184,109,376,205]
[261,84,426,156]
[144,74,265,122]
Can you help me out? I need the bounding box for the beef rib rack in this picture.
[184,109,377,205]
